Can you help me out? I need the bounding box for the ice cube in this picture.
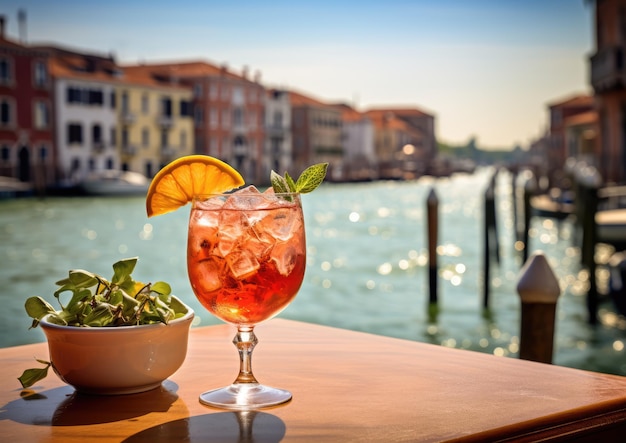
[255,206,302,242]
[271,242,299,276]
[247,227,274,258]
[223,186,267,210]
[216,211,247,256]
[195,195,225,211]
[188,226,218,260]
[226,249,260,280]
[191,257,225,294]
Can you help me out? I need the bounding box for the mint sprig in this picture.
[18,257,187,389]
[271,162,328,194]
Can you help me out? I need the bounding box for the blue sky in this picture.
[2,0,593,148]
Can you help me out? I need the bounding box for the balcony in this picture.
[121,111,136,125]
[158,114,173,128]
[121,145,138,156]
[161,146,177,159]
[266,123,288,136]
[590,46,626,93]
[92,141,105,153]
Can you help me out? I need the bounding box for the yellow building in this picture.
[115,72,194,178]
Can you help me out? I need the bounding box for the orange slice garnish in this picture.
[146,155,245,217]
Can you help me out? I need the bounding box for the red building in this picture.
[0,17,54,191]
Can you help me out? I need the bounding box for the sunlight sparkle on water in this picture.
[349,212,360,222]
[378,262,393,275]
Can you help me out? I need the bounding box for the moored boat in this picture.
[79,170,149,196]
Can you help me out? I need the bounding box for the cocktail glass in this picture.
[187,189,306,409]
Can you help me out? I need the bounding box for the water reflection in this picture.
[122,410,286,443]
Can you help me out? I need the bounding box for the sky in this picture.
[2,0,593,149]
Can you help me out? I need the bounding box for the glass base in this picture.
[199,382,292,410]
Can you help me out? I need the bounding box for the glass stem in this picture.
[233,326,259,384]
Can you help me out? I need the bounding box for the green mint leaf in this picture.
[24,296,56,322]
[18,361,51,389]
[151,281,172,296]
[67,270,99,288]
[112,257,138,285]
[270,170,290,194]
[285,172,297,192]
[295,163,328,193]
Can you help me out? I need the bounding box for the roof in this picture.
[121,60,258,85]
[547,94,594,110]
[565,110,598,127]
[42,46,190,91]
[365,106,434,119]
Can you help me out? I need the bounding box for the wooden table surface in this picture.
[2,318,626,442]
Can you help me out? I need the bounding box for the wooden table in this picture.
[2,319,626,442]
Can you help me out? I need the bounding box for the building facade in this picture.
[290,90,343,181]
[115,72,194,178]
[590,0,626,183]
[264,88,292,180]
[123,62,265,183]
[0,18,54,191]
[334,103,377,181]
[47,49,119,185]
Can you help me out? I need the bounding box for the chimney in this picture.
[0,16,5,39]
[242,65,249,80]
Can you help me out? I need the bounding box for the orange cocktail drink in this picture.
[187,189,306,326]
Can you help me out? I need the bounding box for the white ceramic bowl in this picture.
[39,300,194,395]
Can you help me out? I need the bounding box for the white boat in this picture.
[80,170,150,196]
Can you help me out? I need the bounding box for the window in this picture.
[195,107,204,126]
[222,109,230,127]
[121,128,129,148]
[1,145,9,162]
[92,124,102,144]
[110,91,116,109]
[1,98,13,126]
[0,58,11,84]
[273,111,283,128]
[141,94,149,114]
[233,108,244,127]
[34,61,48,87]
[67,123,83,144]
[161,97,172,117]
[121,92,129,112]
[110,127,116,146]
[142,127,149,147]
[34,100,49,129]
[66,87,103,105]
[210,84,218,100]
[39,145,47,160]
[210,109,218,128]
[249,110,256,129]
[180,100,192,117]
[193,84,203,98]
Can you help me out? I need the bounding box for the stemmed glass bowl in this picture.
[187,189,306,409]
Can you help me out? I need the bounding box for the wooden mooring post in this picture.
[427,187,439,306]
[576,167,602,325]
[522,173,537,265]
[483,177,499,309]
[517,252,561,364]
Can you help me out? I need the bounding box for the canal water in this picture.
[2,167,626,376]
